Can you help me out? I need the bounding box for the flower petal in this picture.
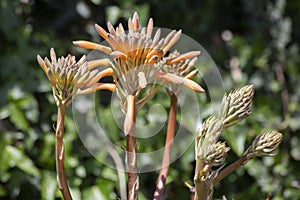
[162,30,182,54]
[166,51,201,65]
[78,83,116,94]
[124,95,135,136]
[110,51,128,59]
[87,59,111,70]
[185,69,198,79]
[147,18,153,38]
[156,72,184,85]
[73,40,112,54]
[156,72,204,92]
[183,78,205,92]
[37,55,48,74]
[95,24,109,40]
[50,48,57,62]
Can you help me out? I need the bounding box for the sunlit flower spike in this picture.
[73,12,205,200]
[73,12,204,111]
[37,48,115,107]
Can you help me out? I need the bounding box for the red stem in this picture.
[125,95,138,200]
[56,105,73,200]
[153,93,178,200]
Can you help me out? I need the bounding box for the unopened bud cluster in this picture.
[220,85,254,129]
[194,85,283,200]
[196,116,228,166]
[196,85,255,169]
[37,48,115,107]
[245,129,283,157]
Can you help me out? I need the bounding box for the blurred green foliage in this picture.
[0,0,300,199]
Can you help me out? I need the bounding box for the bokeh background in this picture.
[1,0,300,199]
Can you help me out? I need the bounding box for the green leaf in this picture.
[0,184,6,197]
[0,106,9,119]
[9,102,29,131]
[2,145,40,176]
[224,126,247,156]
[82,186,106,200]
[41,171,56,200]
[15,94,39,124]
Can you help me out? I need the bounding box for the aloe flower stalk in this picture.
[192,85,254,198]
[194,85,253,200]
[213,130,282,186]
[73,12,204,200]
[154,50,203,200]
[37,48,115,200]
[193,85,283,200]
[194,116,227,200]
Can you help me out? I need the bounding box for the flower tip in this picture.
[95,23,109,40]
[50,48,56,62]
[72,40,80,45]
[192,84,205,93]
[37,55,48,73]
[195,50,201,56]
[110,51,128,59]
[183,79,205,93]
[247,84,254,91]
[148,18,153,25]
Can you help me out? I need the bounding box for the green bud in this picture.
[221,85,254,129]
[245,129,283,157]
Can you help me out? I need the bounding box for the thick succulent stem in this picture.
[194,159,209,200]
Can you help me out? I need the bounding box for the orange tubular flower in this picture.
[73,12,204,111]
[37,48,115,107]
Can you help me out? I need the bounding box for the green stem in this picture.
[56,105,73,200]
[212,155,251,185]
[194,159,209,200]
[153,93,178,200]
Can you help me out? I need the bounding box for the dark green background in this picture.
[1,0,300,199]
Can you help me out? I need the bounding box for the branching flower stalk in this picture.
[154,50,203,200]
[194,85,283,200]
[37,48,115,200]
[35,12,284,200]
[213,129,283,185]
[74,12,204,200]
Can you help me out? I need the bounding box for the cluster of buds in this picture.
[196,117,227,165]
[196,85,254,172]
[194,85,283,200]
[158,50,203,95]
[245,129,283,158]
[220,85,254,129]
[37,48,115,107]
